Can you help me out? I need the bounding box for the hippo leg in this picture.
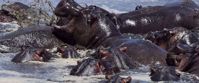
[11,48,53,63]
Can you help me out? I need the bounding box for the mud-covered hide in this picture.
[0,10,17,22]
[118,0,199,34]
[150,65,180,81]
[0,25,65,53]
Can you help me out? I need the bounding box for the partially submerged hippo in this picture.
[118,0,199,34]
[145,27,199,77]
[54,0,167,76]
[168,46,199,77]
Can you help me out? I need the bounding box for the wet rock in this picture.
[0,22,20,34]
[1,2,51,27]
[0,25,65,53]
[0,10,17,22]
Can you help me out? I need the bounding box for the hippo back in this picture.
[118,0,199,34]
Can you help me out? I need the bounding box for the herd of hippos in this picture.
[1,0,199,82]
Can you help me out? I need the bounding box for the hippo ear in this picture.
[119,47,128,52]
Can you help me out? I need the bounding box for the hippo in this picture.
[117,0,199,34]
[54,0,199,35]
[54,0,120,31]
[145,27,199,76]
[168,46,199,77]
[146,27,199,53]
[54,0,167,76]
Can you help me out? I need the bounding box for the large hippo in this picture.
[118,0,199,34]
[53,0,167,76]
[55,0,199,35]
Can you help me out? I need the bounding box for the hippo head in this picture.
[70,58,104,76]
[70,47,132,76]
[150,65,180,81]
[54,0,83,17]
[53,3,120,48]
